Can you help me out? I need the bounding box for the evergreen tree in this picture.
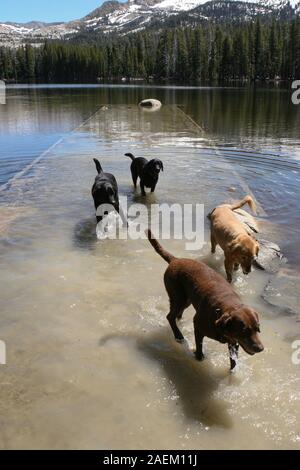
[155,32,169,79]
[220,36,233,80]
[175,30,189,81]
[232,30,249,79]
[268,21,281,79]
[254,19,264,79]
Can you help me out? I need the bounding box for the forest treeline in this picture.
[0,18,299,83]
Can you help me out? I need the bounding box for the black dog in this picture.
[92,159,126,225]
[125,153,164,196]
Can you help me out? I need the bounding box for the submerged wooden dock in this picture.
[1,104,265,216]
[0,104,299,450]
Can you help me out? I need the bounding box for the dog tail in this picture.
[146,229,175,264]
[93,158,103,174]
[229,195,257,214]
[125,153,135,161]
[207,209,215,221]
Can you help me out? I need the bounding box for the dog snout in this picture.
[240,336,264,355]
[243,266,252,275]
[253,343,264,353]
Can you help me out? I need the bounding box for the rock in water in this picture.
[254,239,285,273]
[263,270,300,317]
[139,99,162,110]
[233,208,259,234]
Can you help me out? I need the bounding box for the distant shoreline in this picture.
[4,81,294,90]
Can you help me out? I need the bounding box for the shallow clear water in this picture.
[0,86,299,450]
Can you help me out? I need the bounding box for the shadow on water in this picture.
[73,216,97,250]
[124,184,158,207]
[198,252,226,274]
[100,330,234,428]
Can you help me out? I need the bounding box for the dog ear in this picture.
[231,241,242,255]
[256,243,259,257]
[215,312,232,330]
[252,310,260,327]
[160,161,164,172]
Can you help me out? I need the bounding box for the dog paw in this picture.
[194,351,205,361]
[175,338,185,344]
[230,359,238,371]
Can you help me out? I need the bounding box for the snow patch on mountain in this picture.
[154,0,207,10]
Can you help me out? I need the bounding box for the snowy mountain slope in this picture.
[0,0,299,47]
[154,0,208,10]
[0,22,81,47]
[79,0,300,35]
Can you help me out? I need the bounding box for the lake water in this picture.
[0,85,299,450]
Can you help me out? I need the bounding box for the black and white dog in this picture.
[92,159,126,225]
[125,153,164,196]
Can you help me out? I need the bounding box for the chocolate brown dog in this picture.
[146,230,264,370]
